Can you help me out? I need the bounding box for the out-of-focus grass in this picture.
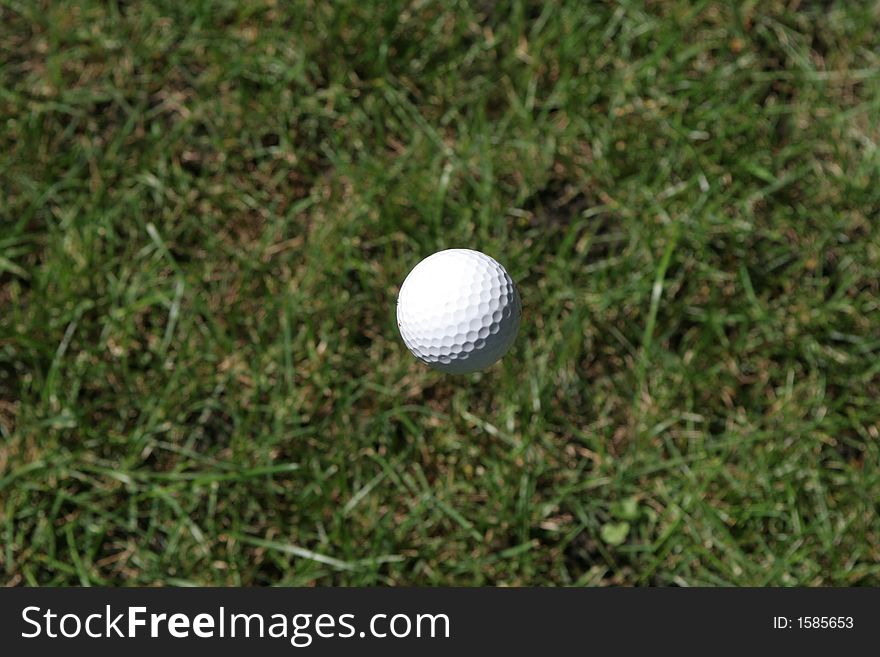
[1,0,879,586]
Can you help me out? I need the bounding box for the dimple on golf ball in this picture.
[396,249,521,374]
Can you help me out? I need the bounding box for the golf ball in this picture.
[396,249,521,374]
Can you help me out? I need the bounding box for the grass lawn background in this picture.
[1,0,879,586]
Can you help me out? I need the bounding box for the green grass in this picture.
[2,0,879,586]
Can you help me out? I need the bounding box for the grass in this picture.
[1,0,879,586]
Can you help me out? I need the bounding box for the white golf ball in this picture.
[396,249,521,374]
